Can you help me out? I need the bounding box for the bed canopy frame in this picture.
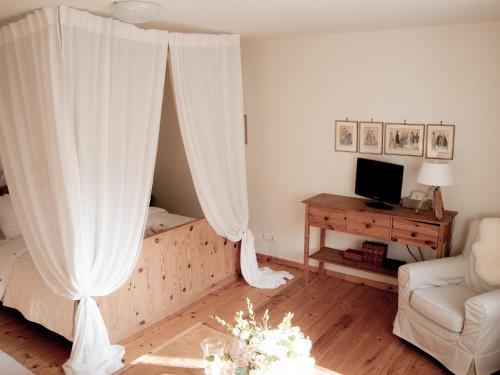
[0,6,291,374]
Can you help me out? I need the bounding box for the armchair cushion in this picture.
[411,285,477,333]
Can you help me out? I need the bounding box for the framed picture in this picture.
[335,120,358,152]
[384,123,425,157]
[426,124,455,160]
[359,121,383,154]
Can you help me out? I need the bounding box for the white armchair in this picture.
[393,220,500,375]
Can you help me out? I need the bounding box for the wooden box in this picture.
[401,196,433,211]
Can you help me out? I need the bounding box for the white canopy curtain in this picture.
[169,33,293,288]
[0,7,168,374]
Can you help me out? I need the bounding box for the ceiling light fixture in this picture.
[111,1,161,24]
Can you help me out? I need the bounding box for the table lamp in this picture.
[415,160,453,220]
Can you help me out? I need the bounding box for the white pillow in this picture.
[148,206,168,215]
[0,195,22,239]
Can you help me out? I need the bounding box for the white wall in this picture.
[241,22,500,280]
[152,65,203,218]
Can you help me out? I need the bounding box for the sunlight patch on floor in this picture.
[315,364,343,375]
[132,354,204,369]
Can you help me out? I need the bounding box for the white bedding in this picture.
[145,207,195,236]
[0,236,28,299]
[0,207,194,340]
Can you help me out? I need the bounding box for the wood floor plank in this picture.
[335,295,399,374]
[0,261,448,375]
[309,285,375,359]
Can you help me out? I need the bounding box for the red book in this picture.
[344,249,363,262]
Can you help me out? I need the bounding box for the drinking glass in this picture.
[201,337,225,375]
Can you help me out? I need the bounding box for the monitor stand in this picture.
[365,200,393,210]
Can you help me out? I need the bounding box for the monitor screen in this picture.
[355,158,404,205]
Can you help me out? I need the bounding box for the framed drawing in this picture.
[359,121,383,154]
[335,120,358,152]
[384,123,425,157]
[426,124,455,160]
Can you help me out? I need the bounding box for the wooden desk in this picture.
[303,194,457,284]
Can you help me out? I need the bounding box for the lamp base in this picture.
[415,186,444,220]
[433,187,444,220]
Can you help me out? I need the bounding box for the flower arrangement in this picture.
[211,298,315,375]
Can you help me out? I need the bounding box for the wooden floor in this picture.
[0,261,449,375]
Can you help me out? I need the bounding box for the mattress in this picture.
[0,207,194,341]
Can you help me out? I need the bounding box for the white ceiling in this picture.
[1,0,500,39]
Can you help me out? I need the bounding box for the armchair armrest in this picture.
[462,289,500,369]
[399,255,466,292]
[466,288,500,324]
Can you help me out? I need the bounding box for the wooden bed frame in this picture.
[99,217,241,343]
[2,217,240,344]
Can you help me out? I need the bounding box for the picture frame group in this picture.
[335,120,455,160]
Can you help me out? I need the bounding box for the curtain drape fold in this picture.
[0,7,168,374]
[168,32,293,289]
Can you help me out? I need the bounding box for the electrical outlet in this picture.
[262,233,276,241]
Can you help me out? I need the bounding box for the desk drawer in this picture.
[392,218,439,250]
[347,211,391,240]
[308,206,347,231]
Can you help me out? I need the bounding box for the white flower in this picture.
[239,330,251,341]
[212,298,315,375]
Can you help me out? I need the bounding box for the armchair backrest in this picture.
[462,220,479,256]
[463,219,498,293]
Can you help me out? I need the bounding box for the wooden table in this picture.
[121,323,338,374]
[303,194,458,284]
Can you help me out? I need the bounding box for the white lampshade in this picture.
[417,160,453,187]
[111,1,161,24]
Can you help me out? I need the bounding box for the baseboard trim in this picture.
[257,253,398,293]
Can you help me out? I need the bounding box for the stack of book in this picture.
[343,249,363,262]
[362,241,388,266]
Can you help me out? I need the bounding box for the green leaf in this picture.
[236,367,250,375]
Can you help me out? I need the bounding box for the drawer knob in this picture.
[411,232,417,238]
[391,237,397,241]
[425,240,434,245]
[324,216,329,221]
[365,223,372,229]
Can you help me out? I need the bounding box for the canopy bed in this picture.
[0,199,240,343]
[0,5,291,374]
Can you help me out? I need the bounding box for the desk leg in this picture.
[319,228,326,277]
[437,223,448,258]
[444,222,453,257]
[304,205,310,284]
